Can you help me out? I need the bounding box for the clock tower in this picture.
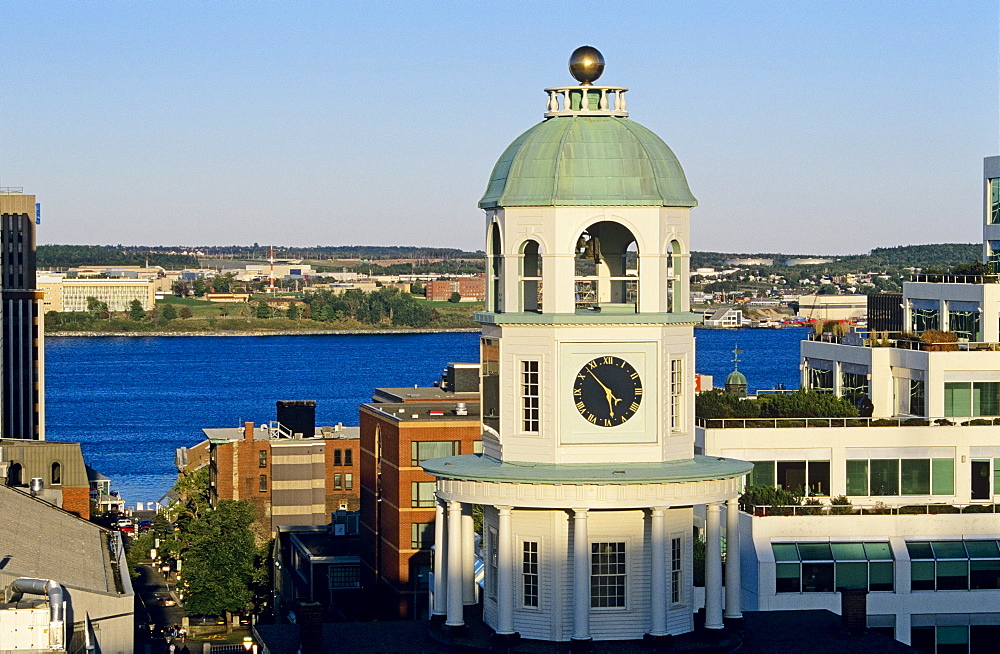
[424,48,750,646]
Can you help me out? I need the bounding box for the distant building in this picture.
[0,190,43,440]
[703,306,744,328]
[724,258,774,267]
[785,257,834,266]
[38,274,156,312]
[0,484,134,652]
[424,275,486,301]
[796,294,868,322]
[359,363,482,619]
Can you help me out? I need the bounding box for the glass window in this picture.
[835,562,867,590]
[410,441,460,467]
[482,338,500,434]
[840,372,869,406]
[911,308,940,333]
[259,475,267,492]
[907,540,1000,591]
[334,473,342,490]
[670,359,683,430]
[773,542,893,593]
[932,458,955,495]
[808,461,830,497]
[591,542,626,608]
[974,382,1000,416]
[329,564,360,589]
[868,562,894,591]
[671,537,682,604]
[909,379,925,416]
[949,309,981,341]
[772,543,799,562]
[50,462,61,485]
[937,560,969,590]
[901,459,930,495]
[488,527,498,600]
[970,559,1000,590]
[911,560,935,590]
[258,450,267,468]
[777,461,806,495]
[344,449,353,466]
[846,460,868,496]
[801,562,834,592]
[521,360,540,433]
[345,473,353,491]
[522,541,539,607]
[411,481,437,508]
[334,449,342,466]
[411,522,434,549]
[945,382,973,417]
[775,563,800,592]
[809,368,833,394]
[870,459,899,496]
[748,461,775,488]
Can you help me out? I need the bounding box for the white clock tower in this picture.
[424,47,750,647]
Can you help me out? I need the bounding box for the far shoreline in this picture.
[45,327,482,338]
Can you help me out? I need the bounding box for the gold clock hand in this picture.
[588,369,621,417]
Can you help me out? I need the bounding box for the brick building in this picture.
[359,363,481,619]
[194,401,361,535]
[0,439,92,519]
[423,275,486,302]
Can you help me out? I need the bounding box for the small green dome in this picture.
[479,116,698,209]
[725,370,748,386]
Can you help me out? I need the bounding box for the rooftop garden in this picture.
[696,390,858,420]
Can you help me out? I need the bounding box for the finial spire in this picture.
[569,46,605,86]
[731,343,743,371]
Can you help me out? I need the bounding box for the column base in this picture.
[430,613,447,627]
[724,616,744,632]
[643,633,674,651]
[443,623,469,638]
[569,637,594,653]
[489,631,521,650]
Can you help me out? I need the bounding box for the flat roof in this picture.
[423,454,751,485]
[202,425,360,442]
[372,386,479,403]
[361,401,480,423]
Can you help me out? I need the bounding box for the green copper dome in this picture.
[725,369,748,386]
[479,116,697,209]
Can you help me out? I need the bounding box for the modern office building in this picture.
[37,273,156,312]
[698,156,1000,652]
[422,49,750,645]
[359,363,482,620]
[0,189,43,441]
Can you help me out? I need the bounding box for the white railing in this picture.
[544,85,629,117]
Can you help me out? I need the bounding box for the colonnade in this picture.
[431,497,742,640]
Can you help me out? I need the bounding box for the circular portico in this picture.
[423,454,751,643]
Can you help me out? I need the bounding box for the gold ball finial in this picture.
[569,45,604,86]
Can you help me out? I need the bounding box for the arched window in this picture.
[668,240,682,312]
[520,239,543,312]
[488,222,503,312]
[51,462,62,485]
[7,463,22,487]
[574,221,639,311]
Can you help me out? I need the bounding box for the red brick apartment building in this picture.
[359,363,481,619]
[424,275,486,301]
[180,401,361,535]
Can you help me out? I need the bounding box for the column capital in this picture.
[572,507,590,515]
[650,506,668,515]
[496,505,513,513]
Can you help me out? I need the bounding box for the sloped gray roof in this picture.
[0,485,121,595]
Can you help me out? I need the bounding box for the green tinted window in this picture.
[900,459,930,495]
[974,382,1000,416]
[775,563,800,593]
[911,560,934,582]
[994,459,1000,495]
[797,543,833,561]
[945,382,972,417]
[965,541,1000,558]
[835,562,867,590]
[937,625,969,646]
[906,542,933,559]
[931,541,968,559]
[932,458,954,495]
[864,542,893,560]
[831,543,866,560]
[869,561,894,591]
[749,461,775,488]
[869,459,899,496]
[771,544,799,562]
[846,460,868,496]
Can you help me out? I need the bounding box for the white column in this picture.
[724,499,742,622]
[462,504,476,605]
[446,500,464,627]
[705,502,724,630]
[572,508,591,641]
[496,506,515,635]
[433,499,447,618]
[649,507,667,637]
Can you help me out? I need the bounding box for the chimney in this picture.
[244,421,255,441]
[840,588,867,635]
[29,478,44,496]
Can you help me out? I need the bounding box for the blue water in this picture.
[43,327,809,504]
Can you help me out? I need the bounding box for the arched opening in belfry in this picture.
[520,239,543,312]
[488,222,502,312]
[668,239,683,312]
[574,221,638,311]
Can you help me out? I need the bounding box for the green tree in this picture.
[182,500,258,629]
[286,303,300,320]
[128,299,146,322]
[449,291,461,303]
[160,303,178,321]
[255,301,271,319]
[86,296,110,319]
[179,306,193,320]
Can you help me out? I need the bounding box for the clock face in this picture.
[572,356,643,427]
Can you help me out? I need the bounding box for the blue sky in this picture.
[2,1,997,254]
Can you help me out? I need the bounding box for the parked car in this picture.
[138,520,153,531]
